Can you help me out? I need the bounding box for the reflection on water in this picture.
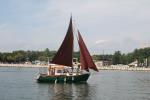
[48,83,93,100]
[36,82,95,100]
[49,83,90,100]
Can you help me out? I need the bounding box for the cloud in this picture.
[0,0,150,53]
[95,39,110,44]
[0,24,8,30]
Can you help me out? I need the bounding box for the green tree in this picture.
[112,51,122,65]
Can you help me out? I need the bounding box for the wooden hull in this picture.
[37,73,90,83]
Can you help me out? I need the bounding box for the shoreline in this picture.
[0,63,47,68]
[98,65,150,71]
[0,64,150,71]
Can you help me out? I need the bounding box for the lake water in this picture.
[0,67,150,100]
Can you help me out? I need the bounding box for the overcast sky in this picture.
[0,0,150,54]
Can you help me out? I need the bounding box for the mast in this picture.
[51,17,74,67]
[78,31,98,72]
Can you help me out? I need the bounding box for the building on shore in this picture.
[128,59,150,67]
[95,60,112,68]
[128,60,138,67]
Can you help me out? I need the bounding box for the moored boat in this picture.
[37,16,98,83]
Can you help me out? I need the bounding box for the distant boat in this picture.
[37,17,98,83]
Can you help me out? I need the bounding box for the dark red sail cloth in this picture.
[78,31,98,72]
[51,17,74,67]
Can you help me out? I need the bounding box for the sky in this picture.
[0,0,150,54]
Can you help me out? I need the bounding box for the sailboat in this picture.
[37,17,98,83]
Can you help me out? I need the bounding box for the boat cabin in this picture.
[47,64,81,76]
[48,65,69,75]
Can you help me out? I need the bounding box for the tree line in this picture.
[0,48,55,63]
[0,48,150,66]
[93,47,150,66]
[0,48,80,64]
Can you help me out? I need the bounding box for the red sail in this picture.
[51,17,73,67]
[78,31,98,72]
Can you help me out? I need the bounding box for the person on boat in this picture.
[48,65,55,75]
[48,65,51,75]
[77,64,80,73]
